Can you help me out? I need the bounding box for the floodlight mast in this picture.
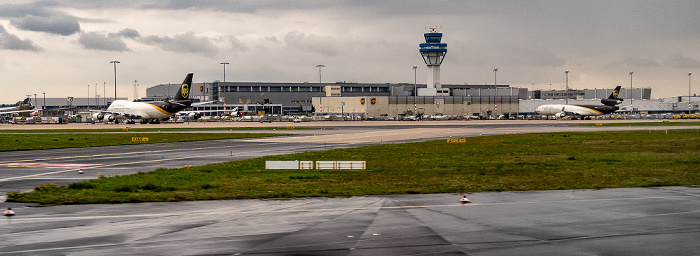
[316,65,325,83]
[110,60,120,101]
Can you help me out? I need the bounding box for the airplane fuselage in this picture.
[106,100,191,120]
[535,104,619,116]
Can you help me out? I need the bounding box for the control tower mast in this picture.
[419,27,447,95]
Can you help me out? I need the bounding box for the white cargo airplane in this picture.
[535,86,623,119]
[92,73,198,124]
[0,98,36,115]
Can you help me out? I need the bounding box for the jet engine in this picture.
[107,114,117,122]
[555,112,566,118]
[188,113,202,120]
[92,112,104,121]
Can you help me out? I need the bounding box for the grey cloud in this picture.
[623,56,660,68]
[138,0,487,16]
[284,31,339,57]
[0,25,41,51]
[11,14,80,36]
[79,32,129,51]
[224,35,248,51]
[140,32,218,56]
[664,54,700,69]
[0,2,55,18]
[109,28,140,39]
[510,47,565,67]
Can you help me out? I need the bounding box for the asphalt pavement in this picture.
[1,187,698,255]
[1,120,699,255]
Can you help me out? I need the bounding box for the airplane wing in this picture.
[178,107,239,117]
[0,109,38,115]
[192,101,215,106]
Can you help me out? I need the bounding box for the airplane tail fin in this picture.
[601,86,624,106]
[608,86,622,99]
[174,73,194,101]
[22,97,33,108]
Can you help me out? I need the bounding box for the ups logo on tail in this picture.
[181,84,190,99]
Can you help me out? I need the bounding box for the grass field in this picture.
[0,126,305,133]
[0,133,282,151]
[8,129,700,205]
[574,121,700,126]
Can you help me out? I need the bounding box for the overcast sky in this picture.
[1,0,699,103]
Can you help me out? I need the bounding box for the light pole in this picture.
[316,64,325,83]
[103,82,106,105]
[133,80,138,100]
[689,72,693,115]
[565,70,569,105]
[68,97,73,115]
[629,71,634,113]
[413,65,417,114]
[42,92,45,111]
[87,84,90,109]
[220,62,229,82]
[493,68,498,95]
[110,60,120,100]
[33,94,37,108]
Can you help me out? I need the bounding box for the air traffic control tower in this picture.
[419,27,447,96]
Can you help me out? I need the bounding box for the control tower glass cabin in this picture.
[419,32,447,89]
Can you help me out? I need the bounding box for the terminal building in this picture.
[528,88,652,100]
[146,81,524,118]
[146,28,524,119]
[140,28,696,120]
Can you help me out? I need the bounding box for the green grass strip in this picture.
[0,133,282,151]
[7,129,700,205]
[0,126,307,133]
[573,121,700,127]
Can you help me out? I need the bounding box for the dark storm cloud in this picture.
[0,25,41,51]
[78,32,129,51]
[11,14,80,36]
[139,32,218,56]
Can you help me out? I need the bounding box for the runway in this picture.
[2,187,698,255]
[1,120,699,255]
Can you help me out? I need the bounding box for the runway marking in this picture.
[7,199,699,222]
[0,163,101,168]
[1,243,121,255]
[0,139,331,165]
[0,156,205,182]
[0,143,317,183]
